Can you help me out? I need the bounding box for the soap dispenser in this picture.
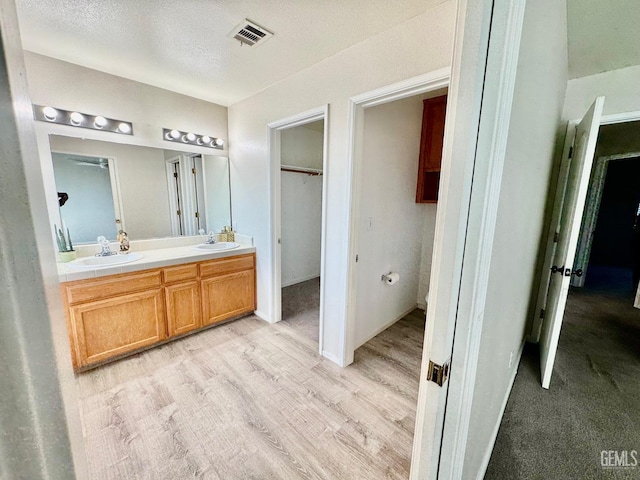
[118,230,130,252]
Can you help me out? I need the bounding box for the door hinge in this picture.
[173,172,178,178]
[192,167,196,175]
[568,146,574,158]
[355,254,359,263]
[195,212,199,218]
[540,308,545,319]
[177,209,181,216]
[427,359,450,387]
[553,231,559,243]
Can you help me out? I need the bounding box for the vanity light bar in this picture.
[162,128,224,149]
[33,105,134,135]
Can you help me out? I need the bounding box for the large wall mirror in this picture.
[49,135,232,244]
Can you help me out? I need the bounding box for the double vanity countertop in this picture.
[57,241,256,282]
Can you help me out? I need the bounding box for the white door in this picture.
[539,97,605,389]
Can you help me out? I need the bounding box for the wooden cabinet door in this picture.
[166,281,202,337]
[416,95,447,203]
[201,270,255,326]
[69,289,166,368]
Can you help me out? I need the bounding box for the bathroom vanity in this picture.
[59,246,256,371]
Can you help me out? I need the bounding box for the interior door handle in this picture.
[551,265,582,277]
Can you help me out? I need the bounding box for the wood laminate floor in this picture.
[76,299,426,479]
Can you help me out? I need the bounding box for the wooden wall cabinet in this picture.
[61,253,256,371]
[416,94,447,203]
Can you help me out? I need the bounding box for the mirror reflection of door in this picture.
[52,152,121,243]
[165,154,207,236]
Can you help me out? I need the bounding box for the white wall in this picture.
[281,124,324,287]
[418,205,438,308]
[281,172,323,286]
[462,0,569,477]
[354,94,434,346]
[23,52,229,249]
[281,123,324,169]
[564,64,640,120]
[228,1,456,361]
[49,136,173,240]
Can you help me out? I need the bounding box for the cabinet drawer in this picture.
[64,270,162,305]
[200,254,254,278]
[163,263,198,284]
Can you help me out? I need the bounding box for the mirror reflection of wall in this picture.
[52,153,119,243]
[49,135,232,244]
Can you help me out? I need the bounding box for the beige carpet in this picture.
[281,277,321,343]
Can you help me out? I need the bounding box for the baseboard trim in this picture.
[321,350,344,367]
[355,304,418,349]
[475,340,526,480]
[282,274,320,288]
[253,310,271,323]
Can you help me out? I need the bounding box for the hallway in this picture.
[486,288,640,479]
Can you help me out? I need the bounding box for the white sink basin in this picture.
[193,242,241,251]
[68,252,144,269]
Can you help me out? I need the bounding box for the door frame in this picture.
[341,0,530,477]
[267,105,329,354]
[165,155,185,236]
[343,67,451,366]
[531,109,640,343]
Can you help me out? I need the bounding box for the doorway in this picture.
[51,151,123,243]
[268,106,329,354]
[280,120,324,344]
[351,89,446,351]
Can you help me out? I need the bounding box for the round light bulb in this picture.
[69,112,84,126]
[215,138,224,146]
[94,116,107,129]
[201,135,211,144]
[169,129,180,139]
[42,106,58,121]
[117,123,131,134]
[186,132,196,142]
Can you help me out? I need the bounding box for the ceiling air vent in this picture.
[229,19,273,47]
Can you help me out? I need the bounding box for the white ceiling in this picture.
[567,0,640,79]
[16,0,447,106]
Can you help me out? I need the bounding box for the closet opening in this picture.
[268,106,328,354]
[279,120,325,345]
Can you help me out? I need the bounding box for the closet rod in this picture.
[280,165,323,176]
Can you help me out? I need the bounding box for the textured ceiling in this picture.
[567,0,640,79]
[16,0,447,106]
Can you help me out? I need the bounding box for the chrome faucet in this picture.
[206,231,217,244]
[96,235,114,257]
